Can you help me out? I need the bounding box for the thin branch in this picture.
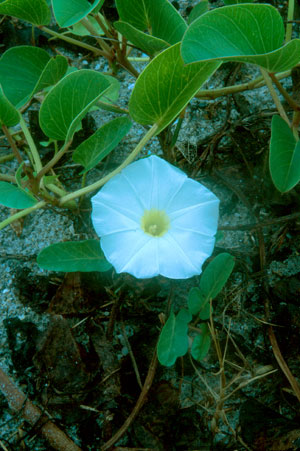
[0,367,82,451]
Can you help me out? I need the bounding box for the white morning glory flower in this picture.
[91,155,219,279]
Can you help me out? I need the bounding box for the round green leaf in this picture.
[37,239,112,272]
[181,4,300,72]
[129,43,219,134]
[52,0,103,27]
[157,309,192,367]
[0,0,50,25]
[39,70,110,141]
[73,116,132,173]
[0,86,20,126]
[0,182,37,209]
[270,115,300,192]
[0,46,68,108]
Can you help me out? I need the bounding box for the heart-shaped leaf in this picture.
[116,0,186,45]
[181,4,300,72]
[0,86,20,126]
[129,43,219,134]
[0,0,50,25]
[73,116,132,173]
[269,115,300,192]
[157,309,192,367]
[39,69,110,141]
[0,182,37,209]
[37,239,112,272]
[191,323,211,361]
[188,287,212,320]
[0,46,68,108]
[52,0,103,27]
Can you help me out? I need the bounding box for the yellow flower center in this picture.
[141,209,170,237]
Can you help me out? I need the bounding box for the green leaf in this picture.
[116,0,186,45]
[129,43,219,134]
[52,0,103,27]
[68,15,104,36]
[0,86,20,127]
[269,115,300,192]
[0,0,50,25]
[0,182,37,209]
[0,46,68,108]
[191,323,211,361]
[224,0,253,4]
[73,116,132,173]
[188,253,235,316]
[114,21,169,56]
[99,75,120,106]
[187,1,208,25]
[37,239,112,272]
[39,70,110,141]
[181,4,300,72]
[157,309,192,367]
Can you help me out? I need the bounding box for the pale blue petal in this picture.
[100,231,160,278]
[157,230,216,278]
[92,201,141,236]
[166,177,219,215]
[170,201,219,237]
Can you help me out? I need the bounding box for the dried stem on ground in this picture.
[0,367,82,451]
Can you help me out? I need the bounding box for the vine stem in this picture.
[59,123,158,205]
[40,26,105,56]
[260,68,290,126]
[36,139,73,182]
[0,201,46,231]
[80,17,111,57]
[19,117,43,172]
[286,0,295,43]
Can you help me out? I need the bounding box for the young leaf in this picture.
[0,0,50,25]
[269,115,300,192]
[199,253,235,302]
[73,116,132,173]
[52,0,103,27]
[181,4,300,72]
[157,309,192,367]
[188,287,212,320]
[0,182,37,209]
[0,46,68,108]
[39,70,110,141]
[37,239,112,272]
[129,43,219,134]
[0,86,20,127]
[115,0,186,45]
[191,323,211,361]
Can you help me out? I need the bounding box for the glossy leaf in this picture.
[0,182,37,209]
[191,323,211,361]
[114,21,168,56]
[0,0,50,25]
[0,86,20,126]
[129,43,219,134]
[52,0,103,27]
[0,46,68,108]
[187,1,208,25]
[269,115,300,192]
[37,239,112,272]
[181,4,300,72]
[115,0,186,45]
[157,309,192,367]
[73,116,132,173]
[68,15,104,36]
[39,70,110,141]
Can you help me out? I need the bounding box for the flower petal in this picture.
[92,201,140,235]
[100,231,160,278]
[157,231,216,279]
[166,177,219,215]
